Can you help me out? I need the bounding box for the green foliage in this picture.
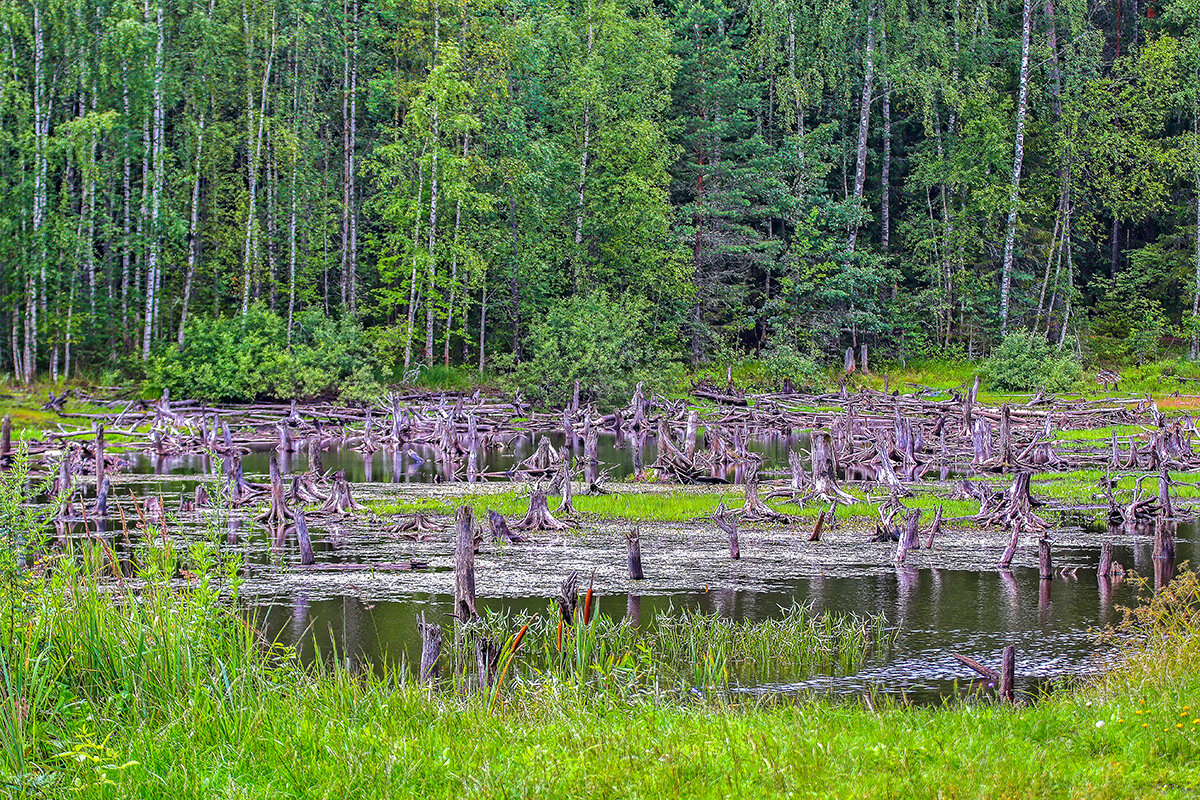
[983,331,1084,393]
[760,344,828,391]
[513,291,681,408]
[145,305,387,402]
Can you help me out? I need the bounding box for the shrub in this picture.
[146,305,388,402]
[513,291,680,408]
[761,345,827,391]
[983,331,1083,393]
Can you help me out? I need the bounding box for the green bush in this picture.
[512,291,680,408]
[983,331,1083,393]
[145,305,388,402]
[761,345,827,391]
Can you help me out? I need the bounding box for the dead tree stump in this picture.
[895,509,921,563]
[713,502,739,559]
[455,506,478,621]
[476,637,500,691]
[514,483,570,530]
[1153,516,1176,561]
[319,470,360,514]
[418,613,441,684]
[1098,541,1115,577]
[999,645,1016,704]
[0,414,10,466]
[924,505,943,549]
[626,526,645,579]
[488,509,525,544]
[295,506,315,566]
[809,431,855,504]
[255,453,294,524]
[557,571,580,625]
[94,424,105,489]
[1039,536,1053,581]
[94,477,110,517]
[739,462,792,522]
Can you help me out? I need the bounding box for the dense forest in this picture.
[2,0,1199,399]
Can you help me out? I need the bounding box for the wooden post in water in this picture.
[999,645,1016,704]
[626,525,645,579]
[1158,467,1173,519]
[455,505,477,621]
[1098,541,1115,578]
[0,414,10,466]
[94,423,105,489]
[1153,516,1175,562]
[295,506,315,566]
[418,613,441,684]
[1039,536,1053,580]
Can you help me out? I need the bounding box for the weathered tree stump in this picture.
[514,483,570,530]
[476,637,500,691]
[895,509,920,563]
[1038,536,1053,581]
[194,484,209,509]
[1153,516,1175,561]
[94,477,110,517]
[557,571,580,625]
[998,522,1022,569]
[391,511,447,539]
[0,414,11,466]
[319,469,360,514]
[713,502,739,558]
[739,462,793,522]
[626,526,645,579]
[94,423,105,489]
[684,410,700,460]
[294,506,316,566]
[255,453,294,524]
[418,613,441,684]
[1098,541,1115,577]
[555,460,577,515]
[979,472,1047,532]
[999,645,1016,704]
[809,431,856,504]
[488,509,525,544]
[924,505,943,549]
[455,506,477,621]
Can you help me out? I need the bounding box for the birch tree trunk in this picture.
[403,161,425,373]
[178,108,206,348]
[573,6,594,291]
[27,0,46,382]
[424,2,440,366]
[999,0,1033,333]
[241,4,276,319]
[142,0,164,359]
[445,130,467,366]
[847,0,877,253]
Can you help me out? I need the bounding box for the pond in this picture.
[61,437,1176,704]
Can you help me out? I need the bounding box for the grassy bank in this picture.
[4,551,1200,798]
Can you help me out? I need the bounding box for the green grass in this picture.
[374,488,746,523]
[6,550,1200,797]
[5,441,1200,797]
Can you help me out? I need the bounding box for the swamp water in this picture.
[76,435,1186,703]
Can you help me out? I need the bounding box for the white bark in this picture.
[1000,0,1033,333]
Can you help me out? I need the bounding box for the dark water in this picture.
[70,440,1188,702]
[124,431,809,485]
